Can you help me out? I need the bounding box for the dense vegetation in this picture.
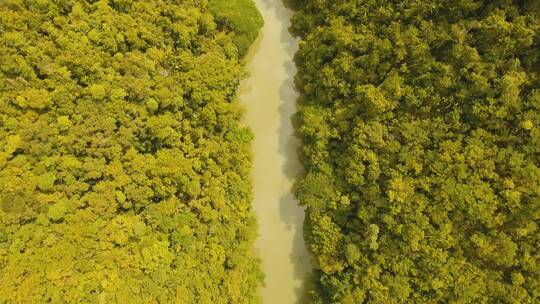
[291,0,539,303]
[209,0,263,57]
[0,0,262,303]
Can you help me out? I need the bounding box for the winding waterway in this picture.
[239,1,311,303]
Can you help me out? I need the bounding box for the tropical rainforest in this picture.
[290,0,539,303]
[0,0,263,303]
[1,0,540,303]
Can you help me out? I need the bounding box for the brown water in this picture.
[239,1,311,303]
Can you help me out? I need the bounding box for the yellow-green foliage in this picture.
[209,0,264,57]
[291,0,540,303]
[0,0,262,303]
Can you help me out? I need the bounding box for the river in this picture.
[239,0,311,303]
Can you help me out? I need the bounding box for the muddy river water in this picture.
[239,0,311,303]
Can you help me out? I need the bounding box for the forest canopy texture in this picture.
[0,0,262,303]
[291,0,539,303]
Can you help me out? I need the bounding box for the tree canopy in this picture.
[0,0,263,303]
[291,0,539,303]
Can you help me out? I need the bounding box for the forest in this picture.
[0,0,263,303]
[1,0,539,303]
[290,0,539,303]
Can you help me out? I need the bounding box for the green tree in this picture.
[291,0,540,302]
[0,0,263,303]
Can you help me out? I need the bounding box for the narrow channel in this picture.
[239,0,311,303]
